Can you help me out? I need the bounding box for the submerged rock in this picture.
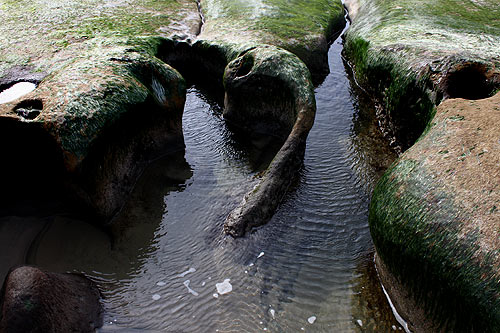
[0,266,103,332]
[344,0,500,330]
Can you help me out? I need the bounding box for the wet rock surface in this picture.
[344,0,500,330]
[0,266,103,332]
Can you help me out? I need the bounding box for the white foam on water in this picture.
[152,294,161,301]
[0,82,36,104]
[216,279,232,295]
[156,281,166,287]
[257,252,265,259]
[380,281,411,333]
[183,280,199,296]
[178,267,196,277]
[308,316,317,324]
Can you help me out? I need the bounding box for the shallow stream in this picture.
[0,27,402,332]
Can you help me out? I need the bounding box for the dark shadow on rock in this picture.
[23,151,192,282]
[0,118,66,209]
[441,61,498,100]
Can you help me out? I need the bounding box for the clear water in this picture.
[0,31,401,332]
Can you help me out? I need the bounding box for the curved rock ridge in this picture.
[344,0,500,330]
[188,0,345,236]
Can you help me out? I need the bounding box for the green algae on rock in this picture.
[344,0,500,150]
[0,0,201,220]
[370,93,500,332]
[199,0,346,79]
[344,0,500,330]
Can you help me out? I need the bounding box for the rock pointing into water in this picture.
[0,266,103,332]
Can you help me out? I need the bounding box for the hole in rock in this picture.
[14,99,43,120]
[0,82,37,104]
[235,55,254,78]
[444,64,492,100]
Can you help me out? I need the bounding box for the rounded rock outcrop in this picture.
[0,266,103,332]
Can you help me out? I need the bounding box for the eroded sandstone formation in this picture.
[344,0,500,330]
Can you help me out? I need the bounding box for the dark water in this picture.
[0,28,402,332]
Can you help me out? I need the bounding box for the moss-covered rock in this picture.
[344,0,500,330]
[344,0,500,150]
[199,0,346,80]
[223,45,315,137]
[371,92,500,331]
[223,45,315,236]
[0,0,200,220]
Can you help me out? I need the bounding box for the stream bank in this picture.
[344,0,500,331]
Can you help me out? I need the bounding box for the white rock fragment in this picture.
[178,267,196,277]
[269,308,275,319]
[213,293,219,298]
[249,263,254,267]
[156,281,166,287]
[152,294,161,301]
[216,279,233,295]
[0,82,36,104]
[392,325,397,331]
[183,280,199,296]
[357,319,363,327]
[308,316,317,324]
[202,281,206,287]
[257,252,265,259]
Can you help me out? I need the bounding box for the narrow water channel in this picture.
[1,27,401,332]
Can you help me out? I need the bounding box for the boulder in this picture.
[0,266,103,332]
